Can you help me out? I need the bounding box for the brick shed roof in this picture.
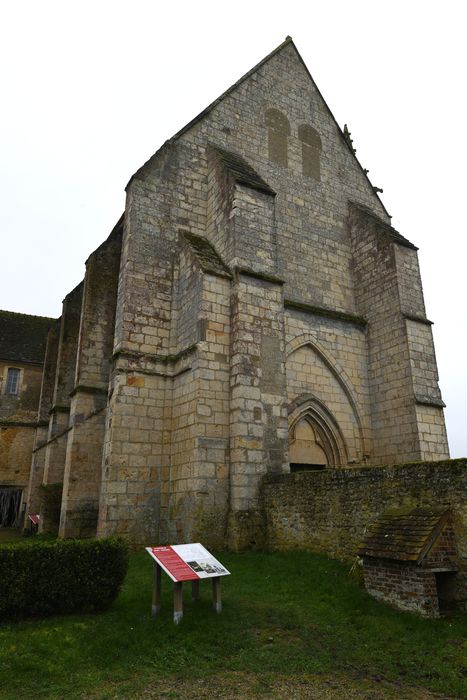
[0,310,55,365]
[358,508,451,564]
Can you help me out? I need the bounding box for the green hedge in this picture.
[0,537,128,620]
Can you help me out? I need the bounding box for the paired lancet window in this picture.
[265,108,291,167]
[298,124,321,180]
[265,109,321,180]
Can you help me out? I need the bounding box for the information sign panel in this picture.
[146,543,230,583]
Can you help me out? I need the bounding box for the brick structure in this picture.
[24,37,450,546]
[0,311,54,527]
[358,509,460,616]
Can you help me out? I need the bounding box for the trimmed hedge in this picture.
[0,537,128,620]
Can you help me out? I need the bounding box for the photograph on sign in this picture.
[146,543,230,582]
[173,543,230,578]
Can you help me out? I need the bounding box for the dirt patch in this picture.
[139,672,454,699]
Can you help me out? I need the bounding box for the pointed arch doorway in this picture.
[288,397,348,471]
[289,418,328,471]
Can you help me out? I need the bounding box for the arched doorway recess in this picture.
[288,397,348,471]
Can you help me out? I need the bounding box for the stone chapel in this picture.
[25,37,449,547]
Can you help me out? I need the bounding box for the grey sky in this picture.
[1,0,465,456]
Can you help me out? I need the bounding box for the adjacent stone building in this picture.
[0,311,53,527]
[26,37,449,546]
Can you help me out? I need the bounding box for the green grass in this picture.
[0,550,466,699]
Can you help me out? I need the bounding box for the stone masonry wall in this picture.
[26,321,60,516]
[59,392,108,538]
[0,357,49,524]
[229,184,277,274]
[348,204,448,463]
[33,284,82,532]
[0,362,43,422]
[284,312,371,464]
[96,166,182,542]
[228,272,288,548]
[98,368,171,543]
[0,425,36,489]
[51,284,83,409]
[59,227,121,538]
[164,272,232,547]
[3,40,451,547]
[262,460,467,595]
[43,285,83,481]
[92,39,448,545]
[0,362,44,490]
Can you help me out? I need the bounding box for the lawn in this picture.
[0,549,465,699]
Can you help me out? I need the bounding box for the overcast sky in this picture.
[1,0,465,457]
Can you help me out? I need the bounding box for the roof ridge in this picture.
[128,36,391,220]
[128,36,294,187]
[85,213,124,265]
[358,508,452,562]
[0,310,56,364]
[0,310,56,322]
[167,36,294,145]
[350,201,418,250]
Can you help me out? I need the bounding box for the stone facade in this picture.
[0,311,53,526]
[25,37,450,546]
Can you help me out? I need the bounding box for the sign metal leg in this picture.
[173,581,183,624]
[212,576,222,613]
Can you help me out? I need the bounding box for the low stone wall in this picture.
[262,459,467,567]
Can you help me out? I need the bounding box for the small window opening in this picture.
[265,108,291,167]
[298,124,322,179]
[5,368,20,395]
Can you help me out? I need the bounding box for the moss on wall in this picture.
[262,459,467,569]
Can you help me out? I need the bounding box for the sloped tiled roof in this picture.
[389,227,418,250]
[0,310,55,364]
[181,232,232,279]
[358,508,451,563]
[350,202,418,250]
[210,145,276,196]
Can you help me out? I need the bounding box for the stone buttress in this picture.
[59,226,122,537]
